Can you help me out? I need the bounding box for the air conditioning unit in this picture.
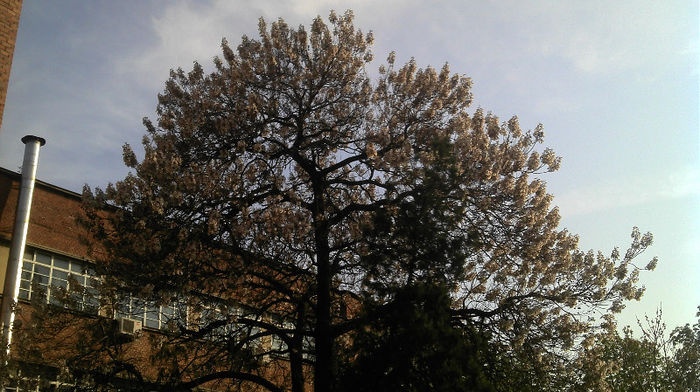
[117,317,143,335]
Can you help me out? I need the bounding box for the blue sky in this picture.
[0,0,697,331]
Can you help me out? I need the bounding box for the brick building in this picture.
[0,0,23,131]
[0,166,205,389]
[0,165,307,391]
[0,166,99,390]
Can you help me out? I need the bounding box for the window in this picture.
[302,335,315,360]
[19,248,99,313]
[197,303,265,350]
[269,331,288,354]
[267,321,312,359]
[269,320,293,356]
[116,294,181,330]
[200,304,244,338]
[3,363,67,392]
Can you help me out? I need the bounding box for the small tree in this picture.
[574,307,700,392]
[603,325,667,392]
[667,307,700,392]
[13,11,656,392]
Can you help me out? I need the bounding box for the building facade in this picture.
[0,166,307,391]
[0,166,92,298]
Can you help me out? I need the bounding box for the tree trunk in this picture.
[313,182,333,392]
[290,342,305,392]
[314,247,332,392]
[290,303,307,392]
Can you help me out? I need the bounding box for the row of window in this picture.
[4,381,65,392]
[19,248,174,330]
[17,248,313,357]
[116,293,180,330]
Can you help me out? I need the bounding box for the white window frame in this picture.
[19,248,99,314]
[116,294,181,331]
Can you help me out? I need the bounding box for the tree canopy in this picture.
[12,11,657,392]
[574,308,700,392]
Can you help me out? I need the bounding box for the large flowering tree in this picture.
[17,11,656,392]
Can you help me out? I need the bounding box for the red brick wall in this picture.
[0,169,92,261]
[0,0,23,131]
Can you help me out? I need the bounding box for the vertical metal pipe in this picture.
[1,135,46,353]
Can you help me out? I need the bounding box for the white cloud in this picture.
[115,1,247,91]
[489,0,696,75]
[114,0,409,92]
[555,165,700,217]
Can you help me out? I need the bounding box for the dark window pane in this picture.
[146,305,159,319]
[132,299,145,316]
[69,274,86,286]
[34,275,49,285]
[162,305,175,319]
[34,265,50,277]
[131,314,145,323]
[117,297,130,316]
[145,318,159,329]
[52,270,68,280]
[53,257,69,270]
[35,252,52,265]
[86,287,98,298]
[52,278,68,289]
[176,303,188,319]
[70,291,84,306]
[70,262,84,273]
[84,296,99,313]
[34,287,47,301]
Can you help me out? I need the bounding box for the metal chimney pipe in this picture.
[1,135,46,352]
